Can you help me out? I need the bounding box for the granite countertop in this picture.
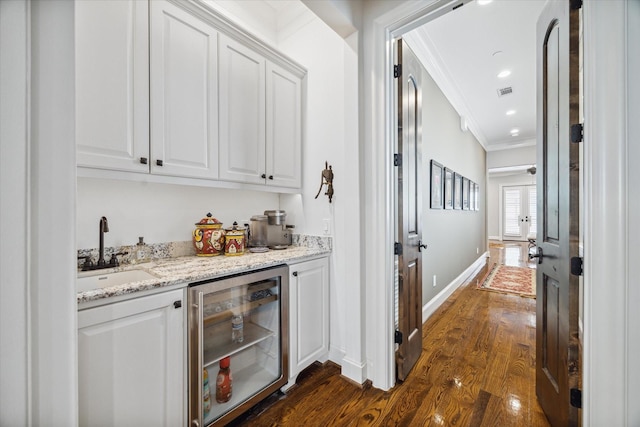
[77,245,330,305]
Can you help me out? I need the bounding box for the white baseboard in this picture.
[488,235,501,241]
[340,355,367,385]
[422,252,488,323]
[328,346,345,366]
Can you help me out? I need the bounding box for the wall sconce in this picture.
[314,161,334,203]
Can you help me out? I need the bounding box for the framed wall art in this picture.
[454,172,462,210]
[462,177,470,210]
[474,183,480,211]
[443,167,454,210]
[430,160,443,209]
[469,181,476,212]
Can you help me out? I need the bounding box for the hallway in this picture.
[232,242,549,426]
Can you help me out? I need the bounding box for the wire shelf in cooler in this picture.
[203,322,276,367]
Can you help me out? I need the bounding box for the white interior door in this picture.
[503,184,536,241]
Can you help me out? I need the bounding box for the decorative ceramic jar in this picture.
[224,222,245,256]
[193,213,225,256]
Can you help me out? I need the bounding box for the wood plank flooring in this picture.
[230,241,549,426]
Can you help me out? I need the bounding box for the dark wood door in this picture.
[395,39,423,382]
[535,1,580,425]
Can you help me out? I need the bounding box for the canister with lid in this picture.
[224,222,245,256]
[193,213,225,256]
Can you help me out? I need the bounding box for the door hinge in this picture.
[394,242,403,256]
[571,0,582,10]
[571,123,583,143]
[394,153,402,167]
[571,256,583,276]
[395,330,403,344]
[570,388,582,408]
[394,64,402,78]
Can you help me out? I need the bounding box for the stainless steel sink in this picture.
[77,269,159,293]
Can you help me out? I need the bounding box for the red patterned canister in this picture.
[193,213,225,256]
[224,222,245,256]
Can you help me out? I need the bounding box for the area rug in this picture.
[478,263,536,298]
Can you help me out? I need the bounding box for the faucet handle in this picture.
[78,255,93,270]
[109,251,129,267]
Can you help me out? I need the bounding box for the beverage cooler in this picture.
[188,265,289,426]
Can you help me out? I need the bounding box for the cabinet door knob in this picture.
[156,159,164,166]
[268,175,274,180]
[173,300,182,309]
[261,173,266,179]
[292,271,298,277]
[140,157,148,164]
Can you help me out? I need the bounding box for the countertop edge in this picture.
[77,247,330,307]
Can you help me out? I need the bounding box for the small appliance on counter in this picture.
[264,210,293,249]
[248,215,269,253]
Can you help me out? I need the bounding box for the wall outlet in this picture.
[432,275,437,287]
[323,218,331,235]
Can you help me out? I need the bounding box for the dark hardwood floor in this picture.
[231,241,549,426]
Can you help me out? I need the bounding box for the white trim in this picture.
[583,1,633,424]
[340,356,368,385]
[488,235,501,241]
[29,2,78,424]
[422,252,488,323]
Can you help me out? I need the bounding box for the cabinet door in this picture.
[266,63,302,189]
[150,1,219,179]
[75,0,149,173]
[219,34,266,185]
[289,258,329,377]
[78,289,184,426]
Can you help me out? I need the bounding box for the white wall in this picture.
[487,172,536,239]
[76,179,279,249]
[418,57,487,305]
[277,13,361,371]
[487,144,536,169]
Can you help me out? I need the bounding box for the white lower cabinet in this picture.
[78,289,185,426]
[284,257,329,390]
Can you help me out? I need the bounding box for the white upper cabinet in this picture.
[219,36,303,189]
[218,34,266,185]
[150,1,219,179]
[75,0,149,173]
[266,62,302,189]
[76,0,304,190]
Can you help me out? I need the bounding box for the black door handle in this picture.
[418,240,428,252]
[529,247,544,264]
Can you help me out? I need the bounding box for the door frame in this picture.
[365,1,638,423]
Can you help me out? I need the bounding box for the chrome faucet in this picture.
[97,216,109,266]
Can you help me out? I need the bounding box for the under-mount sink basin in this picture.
[77,269,159,293]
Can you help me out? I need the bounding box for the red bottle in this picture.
[216,356,232,403]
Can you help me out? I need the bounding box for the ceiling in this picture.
[232,0,546,153]
[405,0,546,151]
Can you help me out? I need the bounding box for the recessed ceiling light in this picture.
[510,128,520,134]
[477,0,493,5]
[506,110,516,116]
[498,70,511,78]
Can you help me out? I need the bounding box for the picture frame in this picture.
[474,183,480,211]
[430,160,444,209]
[453,173,462,210]
[462,177,470,210]
[469,181,476,213]
[443,167,454,210]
